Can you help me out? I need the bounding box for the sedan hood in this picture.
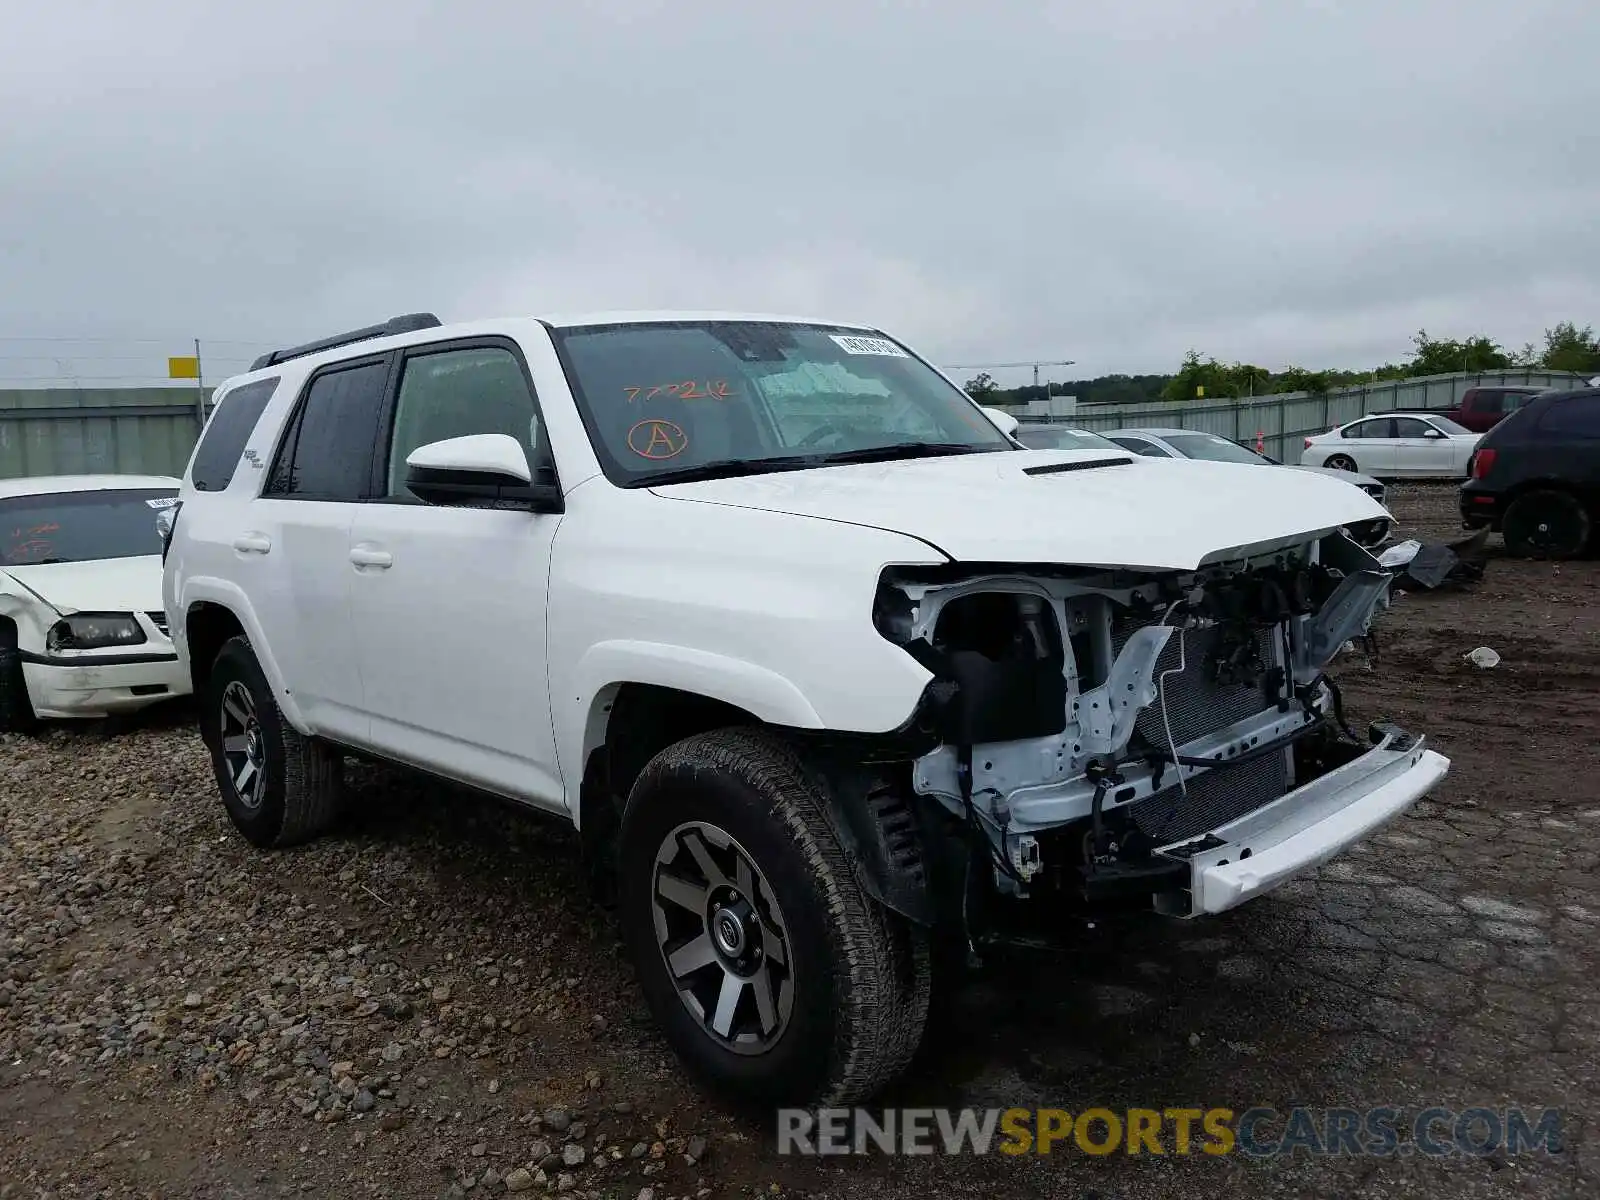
[1,555,165,615]
[1289,464,1385,492]
[651,450,1391,571]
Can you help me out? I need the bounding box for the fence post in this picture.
[193,338,206,435]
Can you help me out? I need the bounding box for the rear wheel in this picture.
[200,635,344,847]
[617,727,931,1107]
[1502,489,1592,559]
[1325,453,1358,472]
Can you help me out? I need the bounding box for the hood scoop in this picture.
[1023,456,1134,476]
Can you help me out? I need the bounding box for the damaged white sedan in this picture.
[164,311,1449,1108]
[1,474,190,730]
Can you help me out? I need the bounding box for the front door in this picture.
[347,339,567,812]
[1390,416,1444,475]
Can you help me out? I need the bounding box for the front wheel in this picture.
[1502,489,1592,559]
[617,728,930,1108]
[0,645,38,734]
[1325,453,1358,471]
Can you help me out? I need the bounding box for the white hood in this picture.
[1,555,165,615]
[652,450,1389,571]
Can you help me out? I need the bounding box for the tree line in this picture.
[963,322,1600,407]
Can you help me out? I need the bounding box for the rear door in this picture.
[248,355,393,743]
[1535,398,1600,501]
[1336,417,1397,472]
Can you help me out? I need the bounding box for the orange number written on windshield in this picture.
[624,380,734,403]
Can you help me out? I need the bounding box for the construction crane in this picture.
[945,359,1076,388]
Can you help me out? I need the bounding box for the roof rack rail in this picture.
[248,313,443,371]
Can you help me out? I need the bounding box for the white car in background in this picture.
[0,474,190,730]
[1100,426,1393,547]
[1300,412,1481,479]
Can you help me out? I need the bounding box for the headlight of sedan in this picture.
[46,612,148,652]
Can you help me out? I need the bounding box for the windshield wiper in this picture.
[635,456,822,487]
[803,441,997,466]
[637,442,996,487]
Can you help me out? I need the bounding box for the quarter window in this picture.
[191,377,278,492]
[1538,399,1600,437]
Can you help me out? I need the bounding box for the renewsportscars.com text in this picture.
[776,1106,1564,1158]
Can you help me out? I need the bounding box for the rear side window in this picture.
[1109,436,1170,457]
[191,377,279,492]
[1537,398,1600,437]
[1343,419,1390,439]
[265,358,390,500]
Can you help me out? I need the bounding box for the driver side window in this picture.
[1392,418,1432,438]
[384,345,544,500]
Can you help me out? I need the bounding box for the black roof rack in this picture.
[249,313,443,371]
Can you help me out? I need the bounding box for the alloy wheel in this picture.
[220,680,267,810]
[651,820,794,1055]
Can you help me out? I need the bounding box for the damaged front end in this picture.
[870,528,1449,950]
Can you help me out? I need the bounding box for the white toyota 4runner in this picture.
[163,311,1449,1106]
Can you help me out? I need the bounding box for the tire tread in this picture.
[640,727,930,1105]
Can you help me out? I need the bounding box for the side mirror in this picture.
[980,406,1020,438]
[405,434,563,513]
[1424,428,1447,439]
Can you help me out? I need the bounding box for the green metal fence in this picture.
[0,387,214,480]
[1024,370,1589,463]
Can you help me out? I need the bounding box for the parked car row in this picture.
[1014,422,1394,547]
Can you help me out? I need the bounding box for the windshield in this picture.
[550,320,1013,484]
[1157,432,1269,465]
[1428,415,1472,435]
[0,488,176,566]
[1015,426,1122,452]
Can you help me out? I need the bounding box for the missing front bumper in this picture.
[1152,727,1449,917]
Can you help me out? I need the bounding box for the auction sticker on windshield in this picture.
[829,335,908,358]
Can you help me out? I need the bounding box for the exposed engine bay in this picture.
[871,528,1396,926]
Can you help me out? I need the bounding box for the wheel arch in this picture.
[178,579,311,732]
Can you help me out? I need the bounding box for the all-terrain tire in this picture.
[200,635,344,848]
[0,645,38,734]
[1502,489,1592,560]
[617,726,931,1108]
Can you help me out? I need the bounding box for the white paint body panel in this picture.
[1166,741,1451,916]
[652,450,1388,571]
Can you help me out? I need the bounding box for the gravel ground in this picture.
[2,483,1596,1199]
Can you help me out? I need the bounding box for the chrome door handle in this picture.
[349,546,393,569]
[232,533,272,554]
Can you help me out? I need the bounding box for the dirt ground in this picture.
[2,484,1596,1200]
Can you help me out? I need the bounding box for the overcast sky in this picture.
[2,0,1597,388]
